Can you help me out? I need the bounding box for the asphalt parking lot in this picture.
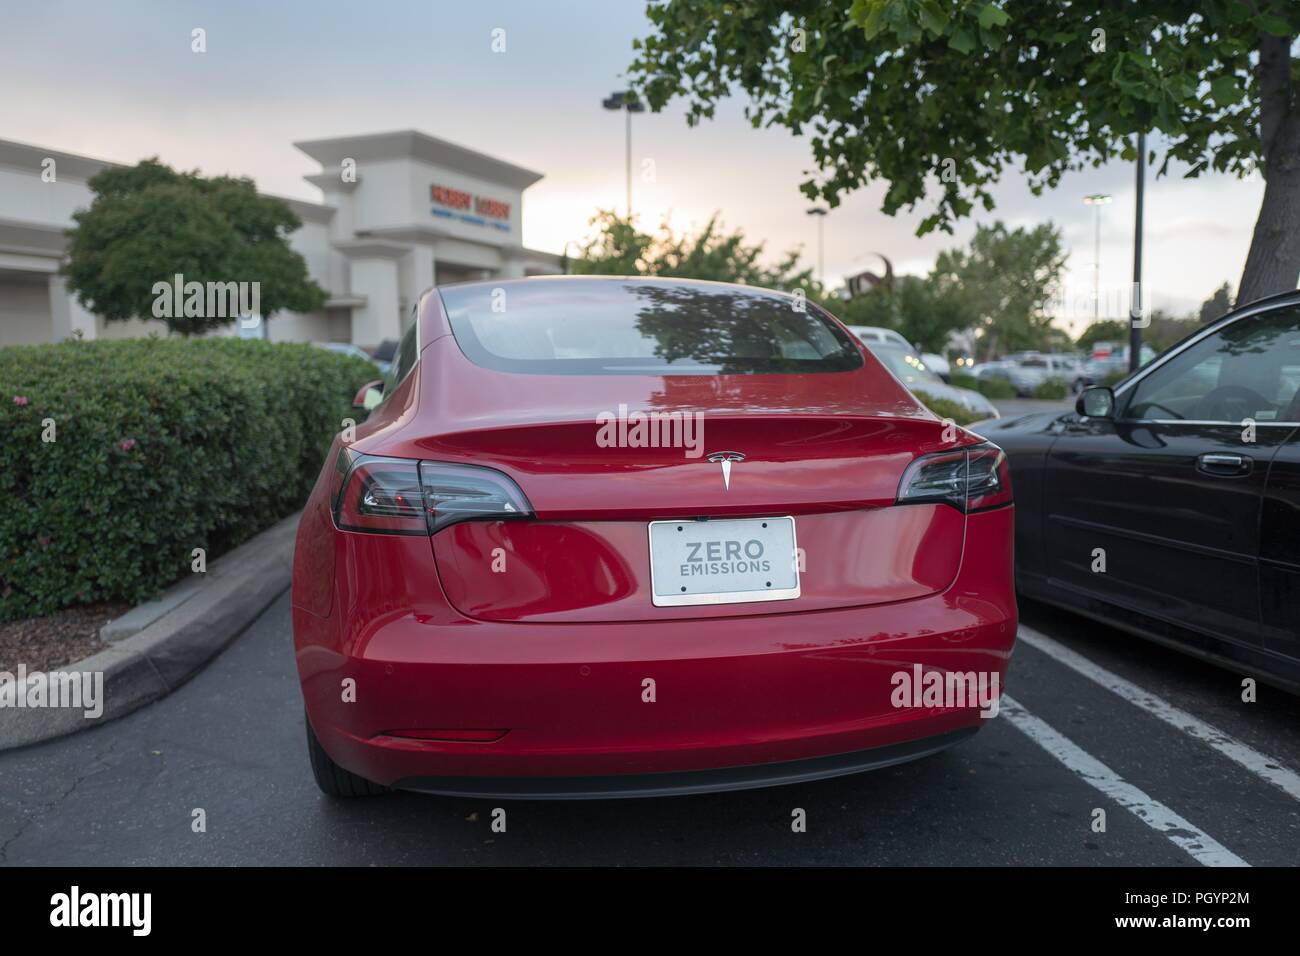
[2,586,1297,867]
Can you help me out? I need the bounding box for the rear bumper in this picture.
[393,727,979,799]
[294,508,1017,792]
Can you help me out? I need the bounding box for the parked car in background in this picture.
[846,325,913,351]
[315,341,390,376]
[1074,345,1157,392]
[867,343,999,419]
[1005,353,1079,397]
[970,291,1300,692]
[972,360,1014,386]
[921,352,951,382]
[294,277,1017,798]
[371,338,399,376]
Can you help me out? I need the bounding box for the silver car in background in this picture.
[920,351,951,381]
[1005,353,1079,396]
[1075,345,1157,391]
[846,325,914,351]
[865,343,999,419]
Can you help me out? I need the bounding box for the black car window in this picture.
[1124,305,1300,423]
[381,311,420,399]
[439,279,863,375]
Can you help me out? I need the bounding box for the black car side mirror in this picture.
[1076,385,1116,420]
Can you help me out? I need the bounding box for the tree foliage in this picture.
[569,209,820,292]
[1198,281,1235,323]
[1076,310,1205,354]
[629,1,1300,299]
[570,210,1068,357]
[836,221,1067,355]
[833,274,975,353]
[928,221,1068,357]
[63,159,327,336]
[1075,318,1131,351]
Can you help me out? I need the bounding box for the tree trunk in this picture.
[1239,112,1300,304]
[1238,33,1300,305]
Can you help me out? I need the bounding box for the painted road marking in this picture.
[1019,624,1300,804]
[1000,694,1249,867]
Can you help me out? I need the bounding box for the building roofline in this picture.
[272,194,335,224]
[0,138,336,222]
[0,138,119,181]
[293,130,544,190]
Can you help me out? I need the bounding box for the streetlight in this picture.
[1083,193,1112,325]
[602,91,645,220]
[1130,130,1146,372]
[807,207,828,288]
[559,239,580,275]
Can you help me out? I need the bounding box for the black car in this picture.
[974,292,1300,692]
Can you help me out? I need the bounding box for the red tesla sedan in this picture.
[292,277,1016,798]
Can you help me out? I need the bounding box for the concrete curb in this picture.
[0,512,300,752]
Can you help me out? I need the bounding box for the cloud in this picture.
[0,0,1262,335]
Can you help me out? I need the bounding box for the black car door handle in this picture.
[1196,452,1252,476]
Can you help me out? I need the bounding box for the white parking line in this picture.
[1000,695,1249,867]
[1018,624,1300,804]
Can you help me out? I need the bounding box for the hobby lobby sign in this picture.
[430,183,511,220]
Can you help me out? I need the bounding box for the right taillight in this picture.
[333,454,533,535]
[896,443,1012,512]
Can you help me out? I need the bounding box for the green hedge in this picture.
[976,377,1016,400]
[914,391,982,426]
[0,337,376,622]
[1032,379,1069,400]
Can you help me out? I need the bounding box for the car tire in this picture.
[306,713,388,798]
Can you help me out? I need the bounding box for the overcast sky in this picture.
[1,0,1264,334]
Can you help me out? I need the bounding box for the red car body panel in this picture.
[292,278,1017,796]
[431,506,965,623]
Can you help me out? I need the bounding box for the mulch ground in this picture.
[0,602,130,672]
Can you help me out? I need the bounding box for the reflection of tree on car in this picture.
[627,282,861,375]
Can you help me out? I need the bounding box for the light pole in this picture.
[807,207,828,288]
[1083,193,1111,324]
[1130,130,1146,372]
[602,91,645,220]
[559,239,580,275]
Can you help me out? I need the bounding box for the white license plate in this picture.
[648,516,800,607]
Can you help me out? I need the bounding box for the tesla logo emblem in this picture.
[706,451,746,490]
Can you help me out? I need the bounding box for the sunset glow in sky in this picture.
[1,1,1264,334]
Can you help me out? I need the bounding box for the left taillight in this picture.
[896,443,1012,513]
[335,455,427,534]
[332,453,533,535]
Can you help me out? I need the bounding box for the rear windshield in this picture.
[439,279,864,375]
